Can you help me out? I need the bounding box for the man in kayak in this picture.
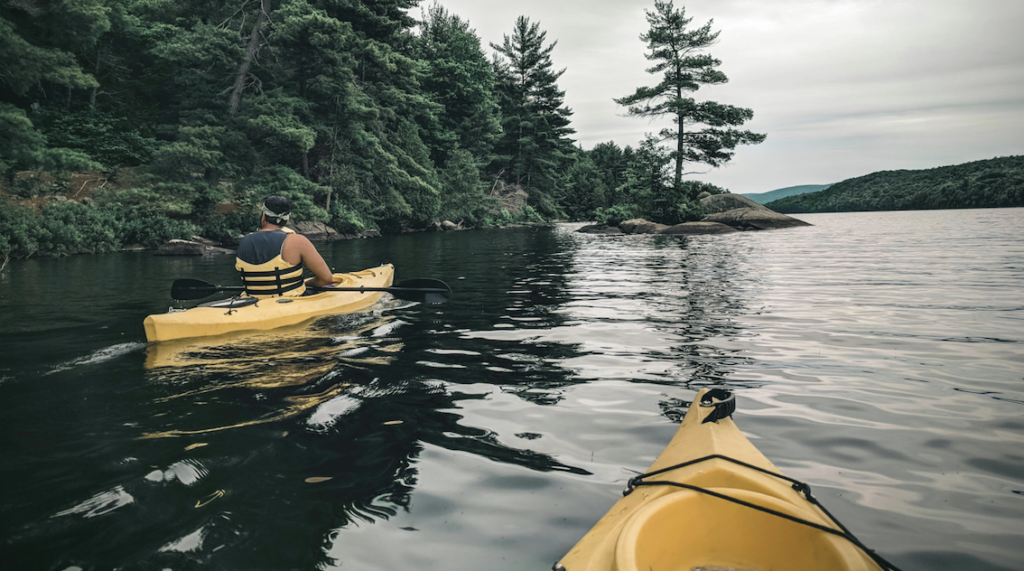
[235,196,335,297]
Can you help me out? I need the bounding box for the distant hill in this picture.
[766,156,1024,213]
[743,184,832,204]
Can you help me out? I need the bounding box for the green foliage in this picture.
[238,90,317,166]
[36,199,118,255]
[0,14,101,96]
[588,142,632,198]
[594,204,639,226]
[0,199,40,258]
[109,206,196,247]
[491,16,576,216]
[589,135,711,225]
[484,204,544,226]
[240,166,331,223]
[36,148,103,177]
[0,0,653,258]
[767,156,1024,213]
[149,126,229,182]
[327,202,367,235]
[36,110,158,168]
[0,104,100,177]
[0,103,48,174]
[679,180,728,198]
[562,155,608,221]
[92,184,199,217]
[438,148,496,225]
[674,198,706,222]
[417,4,502,167]
[0,195,197,259]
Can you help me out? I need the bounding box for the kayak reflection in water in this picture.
[236,195,335,297]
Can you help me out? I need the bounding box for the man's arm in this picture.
[290,234,334,287]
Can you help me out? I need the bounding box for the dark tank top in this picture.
[237,229,289,265]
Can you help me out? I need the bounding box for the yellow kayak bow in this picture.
[555,388,898,571]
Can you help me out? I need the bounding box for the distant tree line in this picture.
[767,156,1024,213]
[1,0,761,263]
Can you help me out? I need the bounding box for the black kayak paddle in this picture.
[170,277,452,304]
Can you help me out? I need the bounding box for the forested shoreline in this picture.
[766,156,1024,214]
[1,0,772,267]
[1,1,571,263]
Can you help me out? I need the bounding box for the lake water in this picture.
[1,208,1022,570]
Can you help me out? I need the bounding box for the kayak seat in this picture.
[615,487,872,571]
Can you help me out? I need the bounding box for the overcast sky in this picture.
[429,0,1024,194]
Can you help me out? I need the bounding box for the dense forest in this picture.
[0,0,763,265]
[767,156,1024,214]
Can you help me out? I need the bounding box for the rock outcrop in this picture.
[577,194,810,235]
[660,221,738,234]
[699,194,810,231]
[580,219,739,236]
[289,221,381,240]
[431,220,462,232]
[290,221,346,240]
[619,218,670,234]
[578,224,624,235]
[158,240,234,256]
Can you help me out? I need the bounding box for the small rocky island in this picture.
[578,193,811,235]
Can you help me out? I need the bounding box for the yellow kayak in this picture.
[144,264,394,342]
[555,388,897,571]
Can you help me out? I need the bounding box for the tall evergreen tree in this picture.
[307,0,442,230]
[588,141,631,198]
[616,1,764,190]
[562,154,607,221]
[417,3,502,167]
[0,0,107,99]
[491,16,575,216]
[0,0,109,174]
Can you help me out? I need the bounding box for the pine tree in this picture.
[417,3,502,167]
[616,1,764,190]
[491,16,575,216]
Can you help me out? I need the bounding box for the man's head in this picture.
[261,196,292,227]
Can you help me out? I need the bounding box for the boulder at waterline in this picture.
[619,218,670,234]
[289,221,380,240]
[157,240,235,256]
[578,224,624,235]
[699,194,810,230]
[660,221,738,235]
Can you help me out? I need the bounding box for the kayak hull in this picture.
[556,388,882,571]
[144,264,394,342]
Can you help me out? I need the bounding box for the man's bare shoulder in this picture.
[285,232,314,246]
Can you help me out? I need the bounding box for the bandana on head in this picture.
[261,203,291,222]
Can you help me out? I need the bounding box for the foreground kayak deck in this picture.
[144,264,394,342]
[555,388,890,571]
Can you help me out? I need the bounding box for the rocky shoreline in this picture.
[153,194,806,256]
[578,193,811,235]
[153,219,534,256]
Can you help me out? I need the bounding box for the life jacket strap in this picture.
[240,263,305,297]
[237,263,303,278]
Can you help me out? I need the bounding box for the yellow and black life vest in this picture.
[235,228,307,297]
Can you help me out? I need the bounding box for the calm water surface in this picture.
[1,208,1022,570]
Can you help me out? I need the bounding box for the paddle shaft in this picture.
[208,285,447,294]
[170,277,452,303]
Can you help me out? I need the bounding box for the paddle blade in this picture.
[171,278,221,300]
[390,278,452,304]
